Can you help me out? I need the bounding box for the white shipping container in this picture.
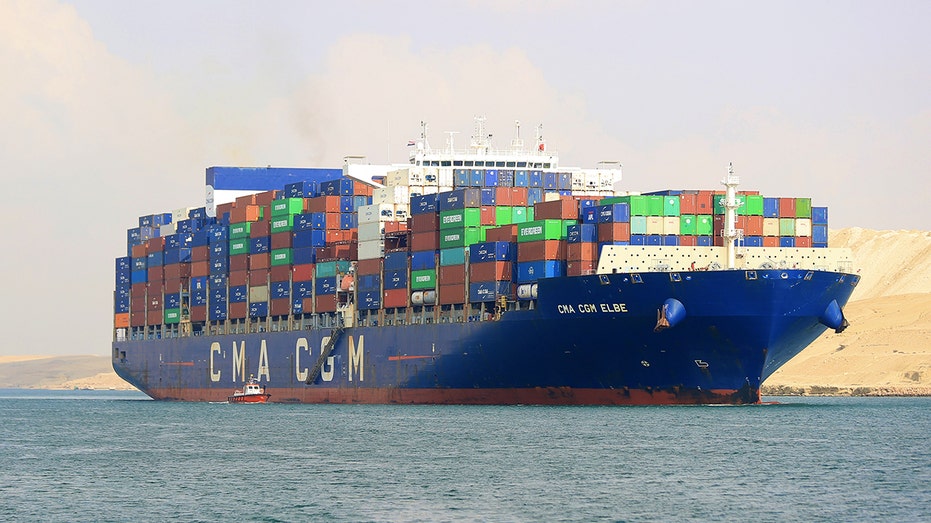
[172,207,191,224]
[160,223,177,236]
[795,218,812,237]
[407,186,425,198]
[373,186,409,205]
[422,185,439,195]
[357,203,396,224]
[358,221,384,242]
[438,170,454,187]
[357,240,385,260]
[646,216,664,235]
[763,218,780,237]
[394,204,410,221]
[249,285,269,303]
[663,217,680,235]
[570,173,586,191]
[583,170,600,188]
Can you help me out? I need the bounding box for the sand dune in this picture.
[2,228,929,395]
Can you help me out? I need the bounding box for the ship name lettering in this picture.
[348,335,364,382]
[556,303,629,314]
[600,303,628,313]
[209,342,222,382]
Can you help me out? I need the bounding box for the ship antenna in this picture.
[421,121,430,152]
[720,162,742,270]
[511,120,523,153]
[444,131,459,154]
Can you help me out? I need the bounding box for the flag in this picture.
[407,140,416,147]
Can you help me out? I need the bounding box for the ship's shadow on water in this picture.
[1,391,928,523]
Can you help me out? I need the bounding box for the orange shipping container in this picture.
[250,253,270,270]
[439,265,466,285]
[678,194,697,215]
[597,222,631,243]
[534,199,578,220]
[383,288,408,308]
[191,261,210,277]
[306,196,341,213]
[469,261,512,282]
[114,313,130,328]
[796,236,812,248]
[189,306,207,323]
[131,243,147,258]
[567,242,597,261]
[567,261,596,276]
[763,237,779,247]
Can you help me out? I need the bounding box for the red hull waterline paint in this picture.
[151,386,761,406]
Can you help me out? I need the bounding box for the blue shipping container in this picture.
[357,290,382,311]
[469,241,513,263]
[383,269,408,290]
[384,251,408,271]
[515,260,564,283]
[411,250,437,270]
[469,281,511,303]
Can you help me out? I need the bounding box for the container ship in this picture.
[112,119,858,405]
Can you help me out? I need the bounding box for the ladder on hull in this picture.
[305,326,344,384]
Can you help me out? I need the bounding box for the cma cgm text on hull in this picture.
[112,119,857,405]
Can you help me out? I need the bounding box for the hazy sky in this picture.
[1,0,928,356]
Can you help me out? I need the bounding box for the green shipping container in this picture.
[511,207,528,223]
[779,218,796,236]
[270,248,292,266]
[411,269,436,290]
[696,215,714,236]
[229,239,249,255]
[316,261,337,277]
[647,195,664,216]
[496,206,513,225]
[663,196,680,216]
[164,308,181,324]
[439,247,466,266]
[713,194,744,215]
[439,208,481,230]
[229,222,252,239]
[271,197,304,217]
[603,195,649,216]
[517,219,565,243]
[631,216,647,234]
[439,227,484,249]
[270,214,295,233]
[795,197,812,218]
[741,195,764,216]
[679,214,697,235]
[526,206,534,221]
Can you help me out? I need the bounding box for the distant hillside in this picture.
[0,355,134,390]
[763,228,931,395]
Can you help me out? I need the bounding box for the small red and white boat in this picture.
[228,376,271,404]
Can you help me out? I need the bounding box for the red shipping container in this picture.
[485,224,518,243]
[254,190,278,206]
[357,258,381,275]
[217,202,234,218]
[411,231,440,251]
[293,263,315,282]
[147,266,164,282]
[534,199,578,220]
[164,278,184,294]
[229,270,248,287]
[597,222,631,243]
[567,260,596,276]
[164,263,191,280]
[146,310,163,325]
[679,194,697,215]
[495,187,513,205]
[250,220,271,238]
[678,236,697,246]
[713,215,725,236]
[250,253,270,270]
[567,242,597,261]
[249,269,269,287]
[696,191,714,214]
[229,302,248,319]
[189,306,207,323]
[518,240,566,262]
[302,297,314,312]
[763,237,779,247]
[270,265,291,282]
[439,265,466,285]
[469,261,512,282]
[192,245,209,262]
[411,213,440,232]
[506,187,529,206]
[795,236,812,248]
[146,280,164,295]
[146,237,164,251]
[438,283,466,305]
[130,310,146,327]
[307,196,341,213]
[480,206,497,226]
[383,288,408,308]
[235,194,257,207]
[191,261,210,277]
[778,197,796,218]
[271,231,292,249]
[315,294,338,312]
[270,298,291,316]
[230,254,248,272]
[131,244,147,257]
[131,295,147,312]
[230,204,262,223]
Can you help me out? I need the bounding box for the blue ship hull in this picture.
[112,269,858,405]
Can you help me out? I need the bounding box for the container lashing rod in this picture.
[306,326,344,384]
